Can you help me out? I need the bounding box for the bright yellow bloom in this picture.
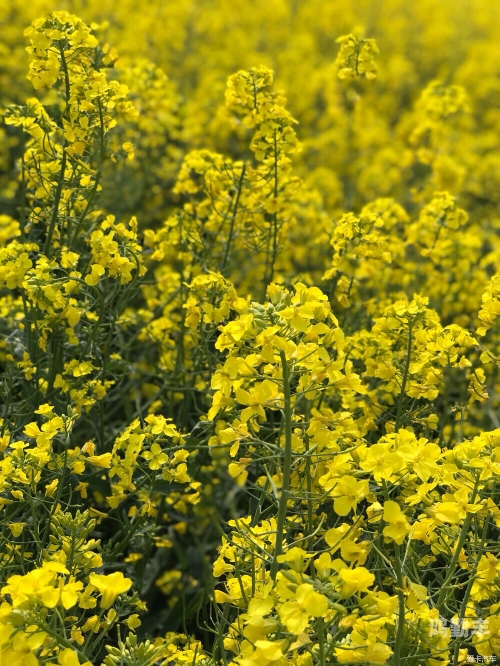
[89,572,132,609]
[382,500,412,544]
[339,567,375,597]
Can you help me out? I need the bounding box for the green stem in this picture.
[317,616,326,666]
[44,149,67,256]
[37,618,89,662]
[59,41,71,106]
[221,164,246,272]
[69,172,100,247]
[44,43,71,256]
[395,321,412,432]
[305,435,314,553]
[38,444,69,565]
[436,475,481,613]
[451,490,493,666]
[264,131,279,291]
[393,543,405,666]
[270,350,293,580]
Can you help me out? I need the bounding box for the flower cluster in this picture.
[2,3,500,666]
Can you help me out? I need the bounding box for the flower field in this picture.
[2,1,500,664]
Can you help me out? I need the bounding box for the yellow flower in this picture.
[124,553,143,563]
[34,403,54,415]
[382,500,412,544]
[87,453,112,468]
[84,263,105,286]
[235,380,283,423]
[339,567,375,597]
[335,34,379,80]
[278,600,309,634]
[58,648,89,666]
[332,476,370,516]
[8,523,25,537]
[432,487,482,524]
[82,615,100,632]
[142,443,169,470]
[44,579,84,610]
[360,443,402,481]
[24,422,42,438]
[89,571,132,609]
[45,479,59,497]
[123,613,141,629]
[364,643,393,663]
[246,639,283,666]
[397,441,441,481]
[248,595,274,617]
[65,305,81,327]
[278,583,328,634]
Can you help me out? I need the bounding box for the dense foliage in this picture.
[2,1,500,665]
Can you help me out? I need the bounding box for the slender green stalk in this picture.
[37,617,89,663]
[393,543,405,666]
[452,511,491,666]
[45,43,71,256]
[38,444,69,566]
[317,616,326,666]
[270,350,293,580]
[436,475,481,613]
[264,131,279,291]
[305,435,315,553]
[221,164,246,272]
[395,321,412,432]
[59,41,71,105]
[44,149,67,256]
